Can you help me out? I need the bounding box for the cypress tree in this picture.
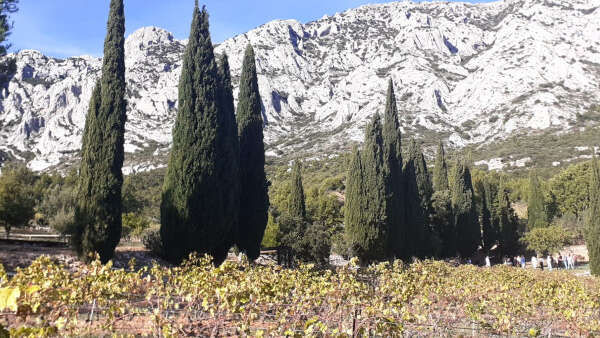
[432,140,449,192]
[216,53,240,250]
[73,0,126,263]
[431,140,453,257]
[346,114,389,263]
[527,170,547,229]
[403,139,430,258]
[160,3,233,265]
[451,159,480,258]
[476,180,494,251]
[497,182,519,256]
[382,79,404,258]
[288,160,306,220]
[344,146,366,259]
[585,155,600,276]
[236,44,270,261]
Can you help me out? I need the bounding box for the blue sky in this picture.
[9,0,493,58]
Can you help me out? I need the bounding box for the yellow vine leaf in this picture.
[0,287,21,312]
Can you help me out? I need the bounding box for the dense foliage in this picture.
[236,44,270,261]
[74,0,127,263]
[0,0,18,56]
[585,157,600,276]
[160,3,237,265]
[1,256,599,336]
[527,170,548,229]
[521,225,573,256]
[0,166,35,238]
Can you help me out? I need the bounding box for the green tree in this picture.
[0,166,35,238]
[404,139,432,258]
[451,159,480,258]
[0,0,18,56]
[382,79,404,259]
[236,44,270,261]
[288,161,306,220]
[344,147,366,259]
[548,161,594,219]
[527,170,548,229]
[432,140,449,192]
[497,182,520,256]
[521,225,572,256]
[160,3,234,265]
[73,0,127,263]
[475,180,494,251]
[585,156,600,276]
[431,141,453,257]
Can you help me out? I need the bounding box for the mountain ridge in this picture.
[0,0,599,172]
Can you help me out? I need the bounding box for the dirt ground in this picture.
[0,241,168,273]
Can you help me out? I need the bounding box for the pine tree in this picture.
[585,155,600,276]
[346,115,389,263]
[527,170,547,229]
[403,139,430,258]
[288,160,306,220]
[381,79,404,258]
[497,182,519,256]
[236,44,270,261]
[73,0,126,263]
[451,159,480,258]
[160,3,234,265]
[0,0,18,56]
[432,140,449,192]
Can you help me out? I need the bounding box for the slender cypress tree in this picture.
[74,0,126,263]
[497,182,519,256]
[160,3,233,265]
[216,53,240,253]
[476,180,494,251]
[451,159,480,258]
[527,170,547,229]
[346,114,389,263]
[585,155,600,276]
[403,139,429,258]
[382,79,404,258]
[431,141,453,257]
[344,147,366,259]
[288,160,306,220]
[432,140,449,192]
[236,44,270,261]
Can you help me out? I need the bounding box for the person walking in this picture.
[563,254,569,269]
[547,255,553,271]
[485,256,491,267]
[539,257,544,271]
[558,255,563,270]
[520,256,526,268]
[531,256,538,269]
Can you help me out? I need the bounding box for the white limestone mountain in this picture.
[0,0,599,172]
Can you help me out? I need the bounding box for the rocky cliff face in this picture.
[1,0,599,172]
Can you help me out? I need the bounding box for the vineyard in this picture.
[0,256,598,337]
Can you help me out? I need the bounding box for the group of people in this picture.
[485,253,578,270]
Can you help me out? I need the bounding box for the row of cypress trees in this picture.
[345,79,520,263]
[160,2,269,265]
[73,1,269,265]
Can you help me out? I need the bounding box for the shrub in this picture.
[121,213,150,241]
[142,227,164,257]
[50,208,76,237]
[520,225,572,255]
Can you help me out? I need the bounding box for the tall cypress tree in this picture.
[585,155,600,276]
[497,182,519,256]
[431,140,453,257]
[451,159,480,258]
[288,160,306,220]
[432,140,449,192]
[382,79,404,258]
[73,0,126,263]
[160,3,233,265]
[216,53,240,253]
[345,147,366,259]
[527,170,547,229]
[236,44,270,261]
[476,180,494,251]
[403,139,429,258]
[347,114,389,263]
